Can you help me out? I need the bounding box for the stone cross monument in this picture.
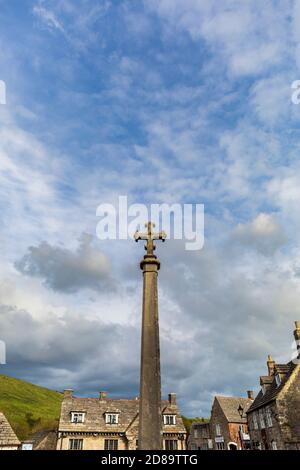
[134,222,167,450]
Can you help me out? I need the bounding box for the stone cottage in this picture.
[188,421,212,450]
[210,393,253,450]
[57,390,186,450]
[247,321,300,450]
[0,412,20,450]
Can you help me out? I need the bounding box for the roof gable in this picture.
[247,362,299,413]
[0,412,20,447]
[58,397,186,434]
[215,396,253,423]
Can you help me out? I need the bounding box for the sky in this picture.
[1,0,300,417]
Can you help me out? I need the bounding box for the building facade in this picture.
[57,390,186,450]
[247,322,300,450]
[0,412,20,450]
[188,421,212,450]
[210,393,253,450]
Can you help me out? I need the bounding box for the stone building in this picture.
[57,390,186,450]
[210,393,253,450]
[188,421,212,450]
[0,412,20,450]
[30,429,58,450]
[247,321,300,450]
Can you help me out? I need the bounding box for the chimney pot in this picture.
[168,393,176,405]
[294,321,300,357]
[99,391,107,400]
[267,354,275,376]
[294,321,300,339]
[247,390,254,400]
[63,389,73,398]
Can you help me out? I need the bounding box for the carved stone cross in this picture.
[134,222,167,256]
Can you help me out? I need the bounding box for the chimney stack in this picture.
[99,391,107,400]
[267,354,275,376]
[294,321,300,357]
[247,390,254,400]
[168,393,176,405]
[63,389,73,398]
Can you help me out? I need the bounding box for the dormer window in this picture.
[71,412,85,423]
[163,414,176,425]
[105,413,119,424]
[275,374,281,387]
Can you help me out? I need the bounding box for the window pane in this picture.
[165,440,178,450]
[105,439,118,450]
[69,439,83,450]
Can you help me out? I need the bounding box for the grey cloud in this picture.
[15,233,115,293]
[0,302,200,410]
[232,213,287,255]
[5,229,299,417]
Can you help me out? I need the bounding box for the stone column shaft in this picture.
[138,255,162,450]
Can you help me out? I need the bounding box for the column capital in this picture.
[140,255,160,271]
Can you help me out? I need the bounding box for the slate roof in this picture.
[0,412,20,447]
[58,396,186,435]
[31,429,57,450]
[215,396,253,423]
[247,362,298,413]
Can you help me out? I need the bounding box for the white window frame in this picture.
[71,412,85,423]
[104,439,118,450]
[215,424,221,436]
[105,413,119,424]
[275,374,281,387]
[69,438,83,450]
[253,412,259,430]
[259,409,265,429]
[165,439,178,450]
[266,407,273,427]
[216,441,225,450]
[163,414,176,425]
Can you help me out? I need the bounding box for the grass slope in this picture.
[0,374,63,440]
[182,416,209,434]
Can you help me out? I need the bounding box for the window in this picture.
[71,412,85,423]
[216,442,225,450]
[275,374,281,387]
[239,424,244,433]
[69,439,83,450]
[253,412,259,430]
[271,441,277,450]
[215,424,221,436]
[163,414,176,425]
[259,409,265,429]
[266,407,273,427]
[105,413,119,424]
[104,439,118,450]
[193,429,198,438]
[165,440,178,450]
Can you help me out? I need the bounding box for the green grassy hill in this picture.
[182,416,209,434]
[0,374,63,440]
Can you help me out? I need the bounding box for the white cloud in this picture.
[233,213,287,255]
[146,0,290,76]
[250,75,291,125]
[33,5,65,33]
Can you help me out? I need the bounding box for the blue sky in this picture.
[1,0,300,417]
